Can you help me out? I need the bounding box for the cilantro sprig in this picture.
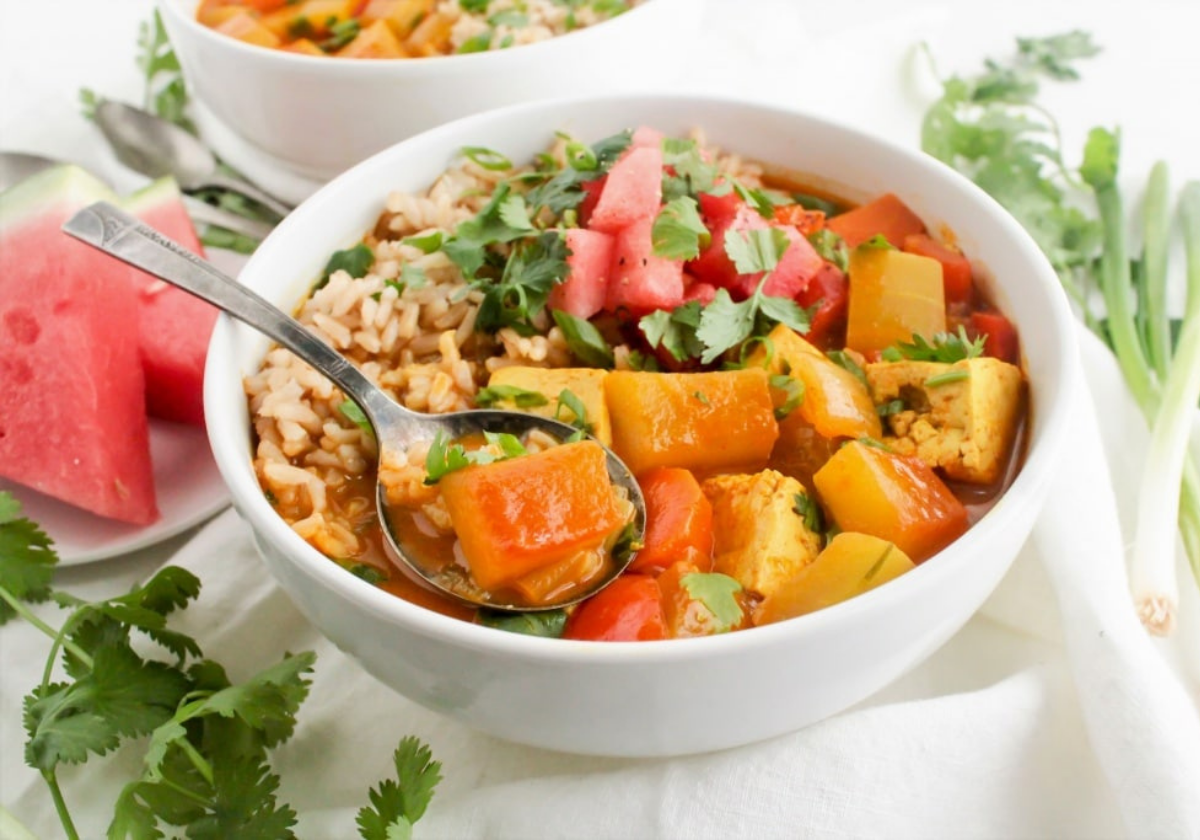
[424,430,528,484]
[880,326,986,363]
[0,492,441,839]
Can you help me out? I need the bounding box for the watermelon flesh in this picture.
[547,228,614,320]
[730,225,823,300]
[605,216,685,314]
[586,145,663,235]
[0,166,158,524]
[121,178,216,427]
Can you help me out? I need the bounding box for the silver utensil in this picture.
[93,100,293,218]
[0,150,275,241]
[62,201,645,613]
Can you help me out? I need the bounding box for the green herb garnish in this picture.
[679,573,744,633]
[462,146,513,171]
[552,309,616,368]
[792,492,824,535]
[338,400,374,438]
[924,369,971,388]
[475,384,550,408]
[319,243,375,287]
[477,609,567,637]
[651,196,710,260]
[555,388,593,432]
[825,350,868,388]
[770,374,804,420]
[639,300,705,363]
[880,326,986,363]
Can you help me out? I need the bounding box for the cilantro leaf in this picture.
[320,243,375,287]
[652,196,710,260]
[444,184,534,279]
[402,231,444,253]
[186,756,299,840]
[880,326,986,363]
[770,374,805,420]
[475,231,570,334]
[660,137,720,201]
[640,300,704,362]
[423,430,526,483]
[679,573,744,633]
[477,609,567,637]
[792,492,824,535]
[724,227,791,275]
[695,289,756,364]
[551,309,615,368]
[808,229,848,271]
[0,492,57,623]
[357,737,443,840]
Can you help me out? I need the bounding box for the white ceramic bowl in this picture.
[205,94,1079,757]
[157,0,699,182]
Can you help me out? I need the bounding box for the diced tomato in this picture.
[587,146,663,234]
[578,176,606,227]
[606,217,686,315]
[547,228,615,320]
[903,233,973,304]
[628,467,714,575]
[970,310,1019,363]
[826,192,927,248]
[773,204,826,236]
[682,281,717,306]
[563,575,667,641]
[796,262,848,349]
[688,203,770,291]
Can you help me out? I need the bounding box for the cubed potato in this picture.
[846,248,946,355]
[812,440,968,562]
[487,367,612,446]
[214,11,282,47]
[359,0,433,40]
[866,356,1025,484]
[260,0,355,38]
[606,369,778,477]
[745,323,881,440]
[755,532,915,625]
[337,19,408,58]
[701,470,823,599]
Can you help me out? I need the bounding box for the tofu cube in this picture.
[701,470,823,599]
[486,367,612,445]
[865,357,1024,484]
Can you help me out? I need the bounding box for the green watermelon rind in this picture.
[0,165,116,230]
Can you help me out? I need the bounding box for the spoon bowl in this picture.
[61,201,645,612]
[93,100,294,218]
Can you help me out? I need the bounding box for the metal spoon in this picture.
[62,201,645,613]
[0,150,275,241]
[93,100,293,218]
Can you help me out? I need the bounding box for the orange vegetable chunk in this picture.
[628,467,714,575]
[812,440,968,562]
[658,561,749,638]
[745,324,881,440]
[755,532,916,625]
[605,369,779,477]
[826,192,927,248]
[214,11,282,48]
[337,19,407,58]
[439,440,624,592]
[845,247,946,356]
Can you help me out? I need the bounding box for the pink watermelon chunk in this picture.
[631,125,664,149]
[587,145,664,235]
[605,217,685,315]
[122,178,216,427]
[730,225,824,300]
[682,280,717,306]
[0,166,158,524]
[547,228,615,320]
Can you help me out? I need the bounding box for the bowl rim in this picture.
[207,91,1080,665]
[157,0,684,72]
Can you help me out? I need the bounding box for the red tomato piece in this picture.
[795,262,848,350]
[903,233,973,304]
[628,467,714,575]
[970,310,1019,363]
[563,575,667,641]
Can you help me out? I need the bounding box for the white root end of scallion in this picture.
[1135,593,1177,637]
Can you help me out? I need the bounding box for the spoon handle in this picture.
[61,201,395,423]
[204,172,294,218]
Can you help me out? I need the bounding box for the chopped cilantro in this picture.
[444,184,535,279]
[660,137,720,201]
[477,609,567,637]
[858,233,897,251]
[792,492,824,535]
[770,373,804,420]
[679,573,743,633]
[457,30,493,53]
[792,191,845,216]
[552,309,616,368]
[488,9,528,27]
[475,384,549,408]
[318,243,375,288]
[856,437,893,452]
[475,231,571,334]
[692,390,711,405]
[725,227,790,275]
[807,228,849,272]
[402,231,445,253]
[423,430,527,484]
[732,181,780,219]
[639,301,704,363]
[880,326,986,363]
[460,0,490,10]
[320,19,361,51]
[651,196,710,260]
[337,560,387,585]
[876,398,907,417]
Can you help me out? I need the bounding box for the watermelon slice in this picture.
[688,202,769,291]
[631,125,664,149]
[546,228,615,320]
[0,166,158,524]
[122,178,216,427]
[587,145,664,235]
[729,225,824,300]
[605,216,685,315]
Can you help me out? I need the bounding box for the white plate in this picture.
[0,419,229,566]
